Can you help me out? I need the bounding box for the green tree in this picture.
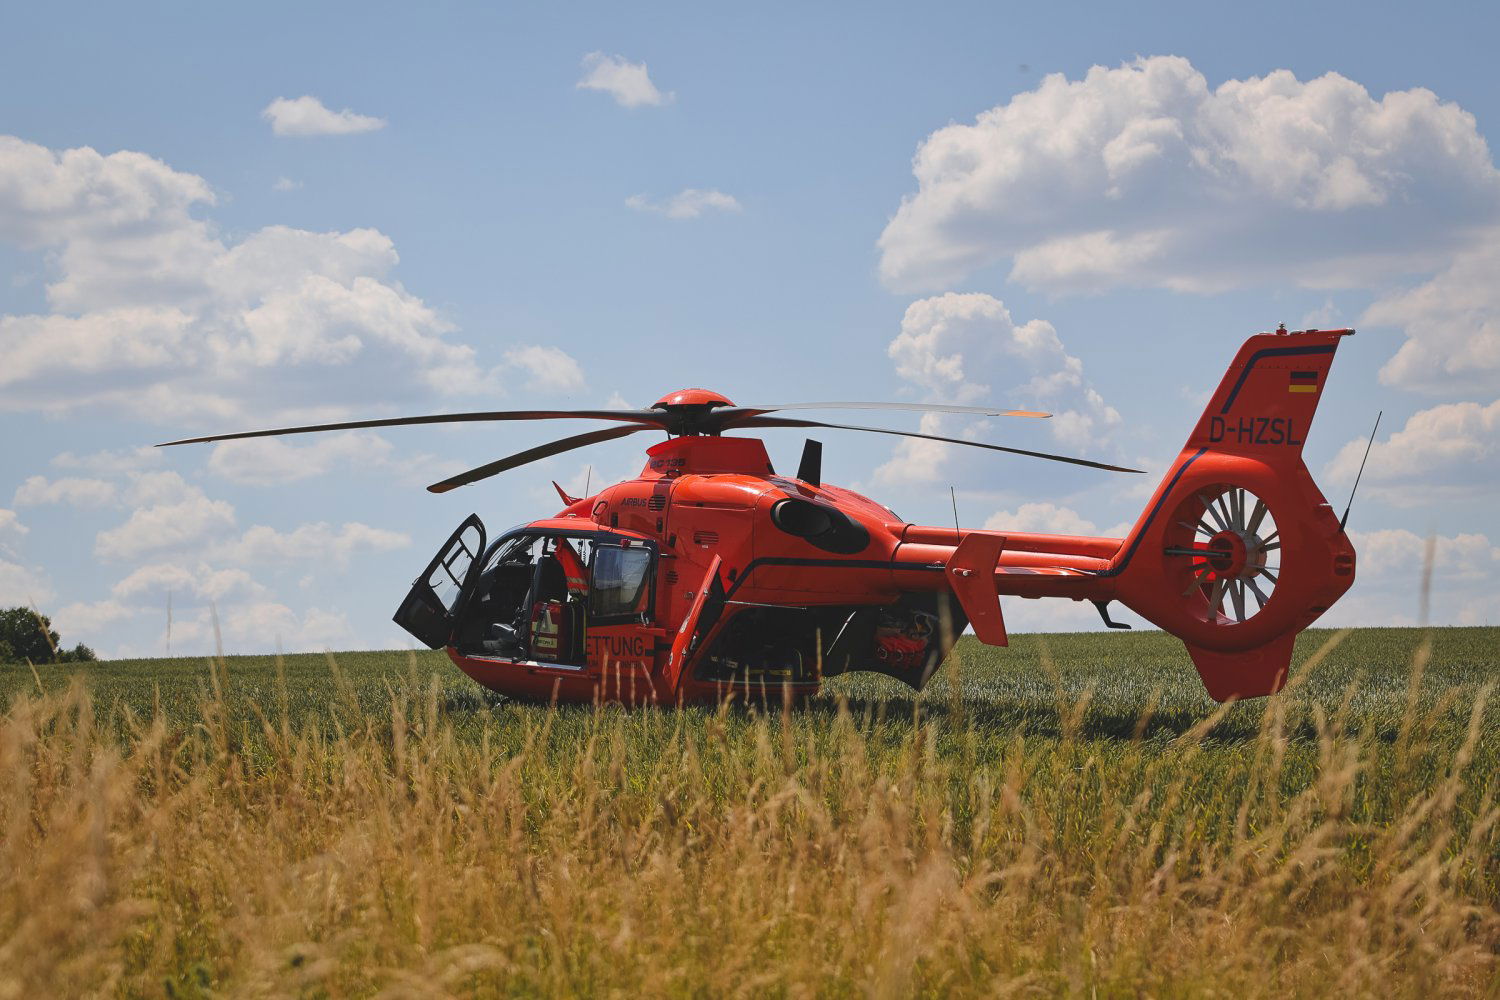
[0,607,63,663]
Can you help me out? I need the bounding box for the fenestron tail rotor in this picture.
[1164,485,1280,625]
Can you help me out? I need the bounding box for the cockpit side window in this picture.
[589,544,654,623]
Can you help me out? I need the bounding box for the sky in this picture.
[2,0,1498,658]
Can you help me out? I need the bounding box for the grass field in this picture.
[2,627,1496,997]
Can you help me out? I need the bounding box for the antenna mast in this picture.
[1340,411,1382,531]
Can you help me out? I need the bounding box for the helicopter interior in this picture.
[454,532,655,666]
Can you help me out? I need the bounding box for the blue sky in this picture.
[3,1,1498,656]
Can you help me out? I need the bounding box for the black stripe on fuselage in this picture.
[719,556,944,604]
[1090,447,1208,579]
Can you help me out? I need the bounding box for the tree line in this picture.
[0,607,97,664]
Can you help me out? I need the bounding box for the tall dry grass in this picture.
[1,638,1496,997]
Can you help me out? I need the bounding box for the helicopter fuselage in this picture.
[419,433,1124,705]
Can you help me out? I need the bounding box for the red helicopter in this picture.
[162,327,1357,704]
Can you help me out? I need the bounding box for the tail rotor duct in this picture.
[1165,485,1280,625]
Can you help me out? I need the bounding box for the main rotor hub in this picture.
[651,389,737,435]
[652,388,736,409]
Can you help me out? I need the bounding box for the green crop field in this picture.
[2,627,1497,997]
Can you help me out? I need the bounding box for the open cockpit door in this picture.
[393,514,486,648]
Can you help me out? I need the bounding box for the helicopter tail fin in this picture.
[1108,328,1357,700]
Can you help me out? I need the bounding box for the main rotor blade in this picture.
[717,402,1051,426]
[427,424,652,494]
[156,409,670,447]
[736,416,1144,474]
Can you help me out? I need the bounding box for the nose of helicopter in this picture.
[652,388,736,409]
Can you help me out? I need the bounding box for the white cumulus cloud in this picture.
[0,508,29,545]
[877,56,1500,294]
[95,474,236,561]
[213,521,410,568]
[1325,399,1500,506]
[0,135,573,423]
[576,52,672,107]
[50,599,134,637]
[983,503,1135,544]
[0,558,53,607]
[874,412,953,487]
[503,344,587,391]
[51,446,162,476]
[1367,232,1500,395]
[983,502,1100,536]
[261,96,386,137]
[122,470,199,506]
[205,432,464,489]
[12,475,116,508]
[0,135,214,249]
[626,189,741,219]
[207,432,394,486]
[112,562,266,602]
[168,601,355,652]
[1352,528,1498,582]
[883,293,1121,473]
[1337,527,1500,627]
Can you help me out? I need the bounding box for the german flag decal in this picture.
[1288,370,1319,394]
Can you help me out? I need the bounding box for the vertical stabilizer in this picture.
[1108,328,1357,699]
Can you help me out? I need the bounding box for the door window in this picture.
[428,521,484,615]
[589,544,654,622]
[392,515,487,650]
